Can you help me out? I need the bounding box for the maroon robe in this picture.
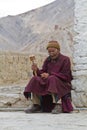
[24,53,73,112]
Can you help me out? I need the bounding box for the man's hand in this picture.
[24,92,31,99]
[41,73,49,79]
[31,63,38,71]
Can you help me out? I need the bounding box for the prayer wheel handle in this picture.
[29,55,37,76]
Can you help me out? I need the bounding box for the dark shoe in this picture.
[25,104,41,113]
[51,104,62,114]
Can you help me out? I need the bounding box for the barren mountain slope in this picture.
[0,0,74,54]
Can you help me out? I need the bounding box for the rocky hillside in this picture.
[0,0,74,55]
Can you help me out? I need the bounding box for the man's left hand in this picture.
[41,73,49,79]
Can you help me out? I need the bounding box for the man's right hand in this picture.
[31,63,38,71]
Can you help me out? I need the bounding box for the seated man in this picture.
[24,40,73,113]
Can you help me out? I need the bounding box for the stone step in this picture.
[0,85,30,108]
[0,107,25,111]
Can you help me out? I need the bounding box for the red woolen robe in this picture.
[24,53,73,97]
[24,53,73,112]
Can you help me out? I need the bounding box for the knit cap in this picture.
[46,41,60,50]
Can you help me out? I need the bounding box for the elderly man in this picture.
[24,40,73,113]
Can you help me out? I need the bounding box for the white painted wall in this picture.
[72,0,87,107]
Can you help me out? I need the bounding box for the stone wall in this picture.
[72,0,87,107]
[0,52,46,85]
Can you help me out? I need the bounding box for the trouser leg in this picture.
[52,94,56,103]
[32,93,40,105]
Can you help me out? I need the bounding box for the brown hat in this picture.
[46,40,60,50]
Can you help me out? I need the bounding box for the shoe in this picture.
[51,104,62,114]
[25,104,41,113]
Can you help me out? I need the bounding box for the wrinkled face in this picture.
[47,47,59,59]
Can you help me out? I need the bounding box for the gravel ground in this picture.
[0,111,87,130]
